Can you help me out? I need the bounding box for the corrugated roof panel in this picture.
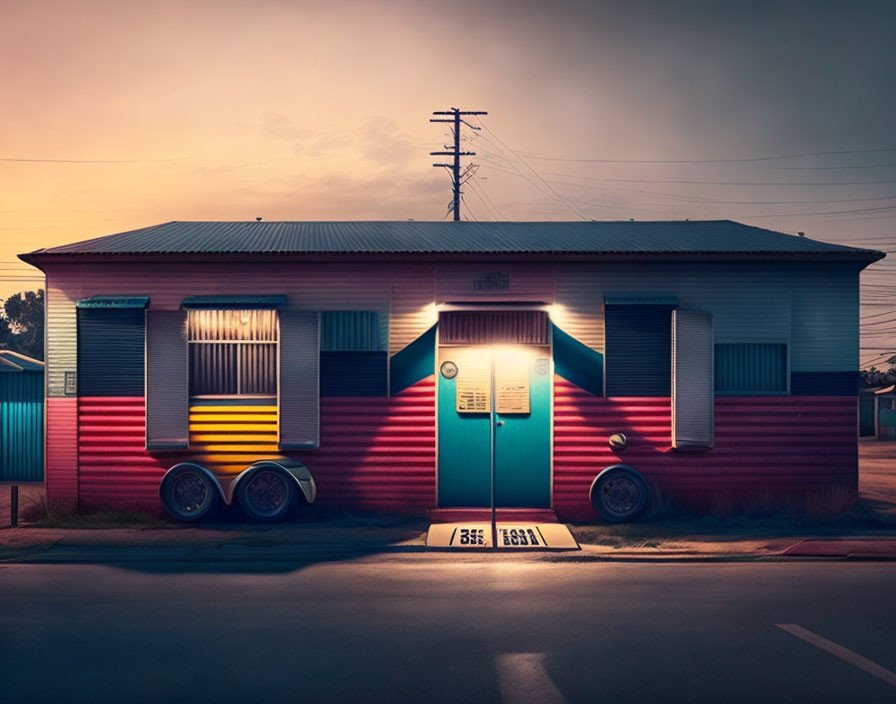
[21,220,885,258]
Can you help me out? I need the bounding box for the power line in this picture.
[476,119,589,221]
[540,171,896,187]
[516,146,896,165]
[777,162,896,171]
[465,179,499,221]
[431,108,487,222]
[476,150,573,208]
[468,176,509,221]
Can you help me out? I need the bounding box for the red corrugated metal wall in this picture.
[74,378,436,514]
[308,378,435,513]
[553,378,858,520]
[78,397,169,511]
[46,397,78,508]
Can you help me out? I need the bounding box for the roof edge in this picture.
[20,249,886,267]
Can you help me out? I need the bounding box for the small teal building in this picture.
[0,351,44,483]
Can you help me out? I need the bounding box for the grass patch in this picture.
[571,503,896,548]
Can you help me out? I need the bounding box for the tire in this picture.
[590,466,650,523]
[160,466,218,522]
[236,466,296,522]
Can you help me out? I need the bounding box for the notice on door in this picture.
[495,355,530,414]
[455,351,491,413]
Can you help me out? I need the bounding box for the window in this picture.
[604,303,676,396]
[714,343,787,393]
[187,309,278,397]
[320,311,387,396]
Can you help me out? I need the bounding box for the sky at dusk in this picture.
[1,0,894,363]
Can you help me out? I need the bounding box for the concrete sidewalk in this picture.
[3,522,896,563]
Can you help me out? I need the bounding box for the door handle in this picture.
[496,420,504,427]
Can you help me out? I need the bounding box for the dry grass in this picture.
[20,493,165,528]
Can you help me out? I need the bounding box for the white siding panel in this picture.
[554,267,604,351]
[389,265,436,355]
[45,268,81,398]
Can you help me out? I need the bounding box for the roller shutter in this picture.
[145,310,188,450]
[279,311,320,450]
[604,304,674,396]
[672,310,714,450]
[77,308,145,396]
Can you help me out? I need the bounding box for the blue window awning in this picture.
[180,295,288,310]
[76,296,149,309]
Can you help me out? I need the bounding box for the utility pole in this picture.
[431,108,487,221]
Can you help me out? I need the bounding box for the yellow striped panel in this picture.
[189,404,280,479]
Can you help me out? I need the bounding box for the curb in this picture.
[4,545,896,564]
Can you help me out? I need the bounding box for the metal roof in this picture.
[20,220,884,260]
[0,351,44,373]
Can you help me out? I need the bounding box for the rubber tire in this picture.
[236,466,296,523]
[590,467,650,523]
[160,466,218,522]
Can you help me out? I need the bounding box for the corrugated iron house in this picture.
[20,220,884,520]
[0,351,44,483]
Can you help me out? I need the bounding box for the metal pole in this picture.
[452,110,461,221]
[10,485,18,527]
[490,349,497,549]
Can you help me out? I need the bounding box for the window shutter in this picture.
[605,304,674,396]
[672,310,714,450]
[279,311,320,450]
[145,310,189,450]
[715,343,787,393]
[77,308,145,396]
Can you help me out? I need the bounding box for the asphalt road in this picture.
[2,557,895,703]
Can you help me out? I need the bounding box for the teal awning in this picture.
[76,296,149,309]
[604,293,679,306]
[180,295,288,310]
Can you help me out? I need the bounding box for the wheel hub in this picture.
[172,473,209,514]
[246,471,287,514]
[602,476,639,514]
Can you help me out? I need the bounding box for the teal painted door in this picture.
[437,345,551,507]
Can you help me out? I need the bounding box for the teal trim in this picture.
[321,311,379,351]
[180,295,287,309]
[552,324,603,395]
[389,325,436,394]
[715,343,787,393]
[604,293,679,306]
[76,296,149,309]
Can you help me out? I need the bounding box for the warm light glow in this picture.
[490,344,539,366]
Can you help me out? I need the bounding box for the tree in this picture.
[0,289,44,360]
[860,355,896,388]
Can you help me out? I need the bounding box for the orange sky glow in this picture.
[1,0,894,361]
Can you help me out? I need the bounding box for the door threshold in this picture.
[428,508,558,523]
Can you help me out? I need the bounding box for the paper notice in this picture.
[455,350,491,413]
[495,355,530,414]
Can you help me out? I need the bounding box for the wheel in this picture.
[590,466,650,523]
[160,466,218,522]
[236,466,296,522]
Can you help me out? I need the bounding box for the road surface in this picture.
[1,556,895,703]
